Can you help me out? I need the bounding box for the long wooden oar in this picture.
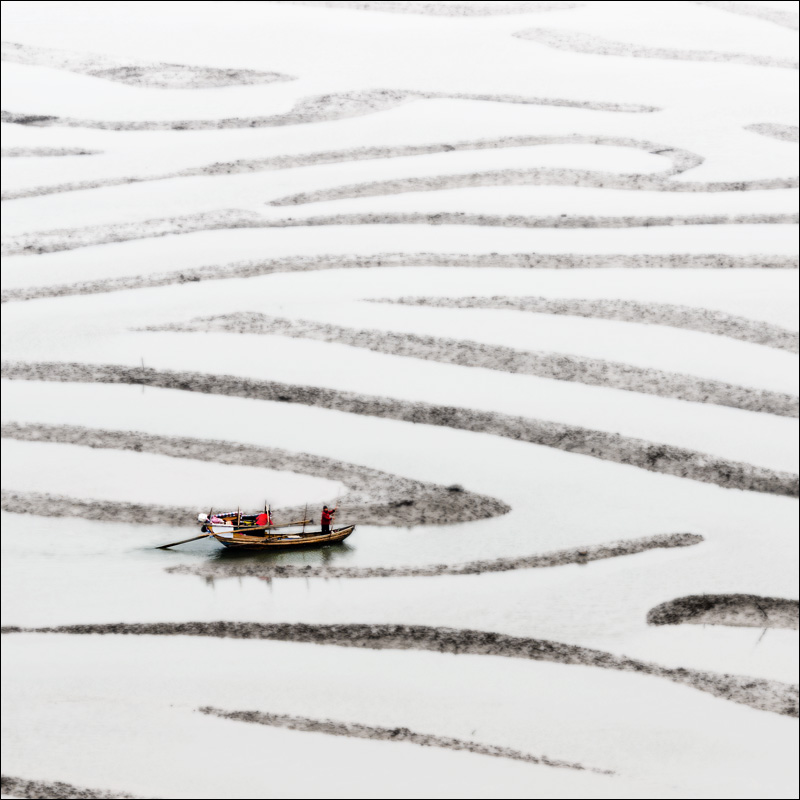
[156,532,213,550]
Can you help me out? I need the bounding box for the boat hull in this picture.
[212,525,355,551]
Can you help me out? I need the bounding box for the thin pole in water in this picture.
[331,494,340,538]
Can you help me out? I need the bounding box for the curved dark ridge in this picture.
[4,210,796,257]
[277,1,586,15]
[3,361,797,496]
[1,40,295,88]
[261,211,800,228]
[270,146,800,206]
[0,776,141,799]
[1,209,259,256]
[693,1,799,31]
[4,622,796,718]
[0,134,702,201]
[198,706,611,775]
[0,90,654,132]
[3,253,796,305]
[744,123,800,144]
[648,594,799,630]
[1,146,99,157]
[513,28,799,69]
[168,533,704,580]
[377,296,800,354]
[0,422,509,526]
[146,313,799,417]
[270,171,797,206]
[0,489,214,528]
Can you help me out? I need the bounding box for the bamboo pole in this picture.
[156,533,211,550]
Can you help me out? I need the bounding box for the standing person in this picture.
[320,505,336,535]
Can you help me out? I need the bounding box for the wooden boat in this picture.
[211,524,355,551]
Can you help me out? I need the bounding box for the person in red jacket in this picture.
[255,510,272,528]
[321,505,337,534]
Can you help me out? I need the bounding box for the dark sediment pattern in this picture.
[277,1,586,15]
[198,706,611,774]
[0,90,654,132]
[267,211,795,230]
[648,594,799,630]
[4,623,796,718]
[5,132,794,204]
[513,28,798,69]
[1,146,99,157]
[147,313,798,416]
[744,123,800,144]
[1,40,294,88]
[269,170,797,205]
[265,131,795,203]
[3,361,798,497]
[2,209,262,256]
[3,210,795,257]
[0,776,140,799]
[0,489,212,528]
[0,422,509,526]
[378,296,800,354]
[693,1,800,31]
[266,212,798,230]
[0,134,702,201]
[3,253,796,305]
[168,533,704,580]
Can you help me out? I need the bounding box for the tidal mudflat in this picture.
[2,1,798,797]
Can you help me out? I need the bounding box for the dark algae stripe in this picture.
[648,594,799,629]
[198,706,614,774]
[4,623,797,718]
[0,422,509,526]
[3,254,795,305]
[146,313,799,416]
[0,775,143,799]
[2,361,798,497]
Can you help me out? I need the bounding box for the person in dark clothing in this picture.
[321,505,337,534]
